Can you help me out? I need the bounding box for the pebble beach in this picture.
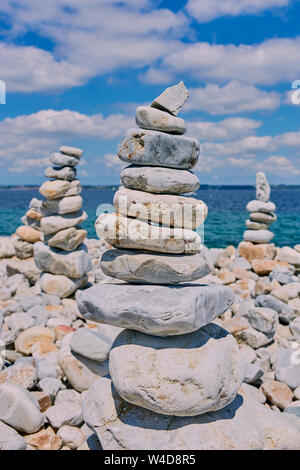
[0,82,300,451]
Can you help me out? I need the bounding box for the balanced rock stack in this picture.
[243,172,277,245]
[33,146,91,299]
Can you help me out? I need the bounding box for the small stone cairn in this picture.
[76,83,262,449]
[33,146,90,299]
[12,199,43,261]
[243,172,277,244]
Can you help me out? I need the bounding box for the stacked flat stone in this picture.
[243,172,277,244]
[13,199,43,261]
[33,146,91,299]
[77,83,250,449]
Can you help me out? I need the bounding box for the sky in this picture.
[0,0,300,185]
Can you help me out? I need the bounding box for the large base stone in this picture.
[100,250,210,284]
[243,230,274,244]
[82,377,300,450]
[77,283,234,336]
[109,324,245,416]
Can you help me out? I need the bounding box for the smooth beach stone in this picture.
[114,186,207,229]
[0,237,15,259]
[245,307,278,335]
[118,128,200,170]
[277,246,300,267]
[40,210,87,235]
[50,152,80,168]
[40,273,88,298]
[15,326,55,354]
[275,348,300,390]
[0,421,26,450]
[34,242,90,279]
[39,180,81,200]
[243,230,274,244]
[249,212,276,224]
[246,220,269,230]
[77,283,235,336]
[45,401,83,429]
[6,258,40,285]
[15,226,41,243]
[26,208,42,220]
[44,227,87,251]
[41,195,82,216]
[136,106,186,134]
[95,213,202,254]
[0,383,44,434]
[256,172,270,203]
[70,328,114,362]
[60,146,83,158]
[121,165,200,194]
[83,377,300,450]
[45,166,77,181]
[24,428,62,450]
[246,200,276,213]
[109,324,245,416]
[57,425,85,450]
[151,81,189,116]
[100,250,210,284]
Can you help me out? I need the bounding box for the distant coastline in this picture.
[1,184,300,190]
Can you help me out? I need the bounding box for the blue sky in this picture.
[0,0,300,185]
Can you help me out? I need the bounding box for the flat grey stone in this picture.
[284,401,300,418]
[113,186,207,230]
[244,363,264,384]
[13,236,33,260]
[249,212,276,224]
[109,324,245,416]
[275,347,300,390]
[255,294,293,322]
[136,106,186,134]
[82,377,300,450]
[77,283,235,336]
[96,213,202,254]
[100,250,210,284]
[118,128,200,170]
[40,210,87,235]
[256,172,271,202]
[151,81,189,116]
[41,196,82,216]
[59,146,83,158]
[45,166,77,181]
[45,227,87,251]
[71,328,115,362]
[246,200,276,213]
[34,242,90,279]
[243,230,274,244]
[245,307,278,335]
[246,220,269,230]
[121,165,200,194]
[50,152,80,168]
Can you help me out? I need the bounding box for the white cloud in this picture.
[0,109,132,173]
[186,0,290,22]
[188,117,262,141]
[102,153,127,170]
[228,155,300,176]
[202,135,275,157]
[184,81,280,115]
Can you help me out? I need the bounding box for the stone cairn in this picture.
[12,199,43,261]
[33,146,91,299]
[243,172,277,245]
[76,83,256,449]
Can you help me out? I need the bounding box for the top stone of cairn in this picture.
[256,172,270,202]
[151,81,189,116]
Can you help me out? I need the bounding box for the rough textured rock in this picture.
[78,283,235,336]
[244,307,278,335]
[275,347,300,390]
[13,237,34,260]
[44,227,87,251]
[238,242,276,262]
[50,152,80,168]
[41,196,82,216]
[34,242,90,279]
[256,172,270,202]
[0,361,38,389]
[82,377,300,450]
[0,383,44,433]
[60,145,83,158]
[6,257,40,285]
[151,81,189,116]
[118,128,199,170]
[40,273,88,298]
[40,211,87,235]
[24,428,62,450]
[136,106,186,134]
[45,166,77,181]
[277,246,300,267]
[109,325,245,416]
[96,213,202,254]
[114,186,207,229]
[100,249,210,284]
[243,230,274,244]
[15,326,55,355]
[121,165,200,195]
[46,401,83,429]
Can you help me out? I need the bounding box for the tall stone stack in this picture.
[74,83,271,449]
[33,146,91,299]
[243,172,277,244]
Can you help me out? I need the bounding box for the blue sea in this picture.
[0,186,299,248]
